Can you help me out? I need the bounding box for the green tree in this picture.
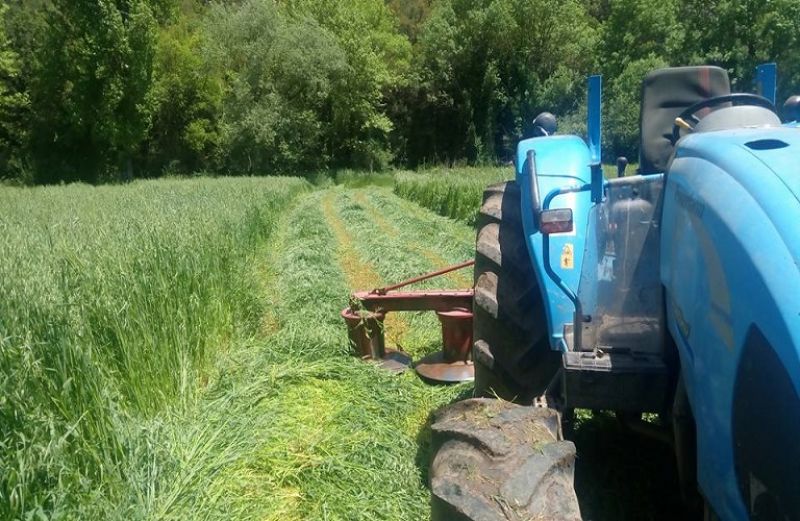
[597,0,679,158]
[3,0,799,181]
[600,0,680,80]
[202,0,349,174]
[675,0,800,99]
[283,0,412,169]
[604,55,669,160]
[385,0,434,41]
[409,0,598,164]
[27,0,158,183]
[0,4,28,180]
[146,3,222,175]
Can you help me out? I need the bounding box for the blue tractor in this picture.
[430,65,800,520]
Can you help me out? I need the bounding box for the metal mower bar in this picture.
[341,260,475,383]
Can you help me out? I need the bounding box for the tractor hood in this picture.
[668,126,800,521]
[678,126,800,202]
[675,126,800,258]
[679,126,800,193]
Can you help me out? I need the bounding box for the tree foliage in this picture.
[202,0,349,174]
[407,0,598,164]
[675,0,800,93]
[0,4,27,179]
[283,0,412,169]
[2,0,800,182]
[146,5,221,175]
[24,0,158,183]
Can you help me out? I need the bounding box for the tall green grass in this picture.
[393,166,512,224]
[0,177,307,519]
[333,169,395,188]
[394,163,642,225]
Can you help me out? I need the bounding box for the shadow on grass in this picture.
[571,410,701,521]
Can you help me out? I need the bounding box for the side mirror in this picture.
[539,208,573,234]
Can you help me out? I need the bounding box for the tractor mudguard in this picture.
[515,136,593,350]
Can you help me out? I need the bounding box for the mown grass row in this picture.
[333,188,467,358]
[393,166,512,224]
[149,189,472,519]
[0,177,308,519]
[250,190,471,519]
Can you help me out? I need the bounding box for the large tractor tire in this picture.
[473,181,560,402]
[430,398,581,521]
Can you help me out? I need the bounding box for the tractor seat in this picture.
[639,66,731,175]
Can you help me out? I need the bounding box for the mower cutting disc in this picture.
[415,352,474,383]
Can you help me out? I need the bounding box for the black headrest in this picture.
[639,66,730,174]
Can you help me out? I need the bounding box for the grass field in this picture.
[393,166,512,224]
[0,177,310,518]
[393,163,639,225]
[1,171,689,520]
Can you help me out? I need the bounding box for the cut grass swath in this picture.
[161,190,471,520]
[359,188,475,268]
[332,189,466,359]
[320,190,411,347]
[352,190,472,289]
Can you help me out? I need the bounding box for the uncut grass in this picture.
[334,169,395,188]
[394,163,642,226]
[0,177,308,519]
[601,162,639,179]
[393,166,512,225]
[181,191,468,519]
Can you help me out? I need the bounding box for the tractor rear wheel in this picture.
[472,181,560,402]
[430,398,581,521]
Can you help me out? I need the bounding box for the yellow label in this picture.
[560,243,574,270]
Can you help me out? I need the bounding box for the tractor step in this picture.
[561,350,670,413]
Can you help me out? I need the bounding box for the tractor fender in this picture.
[515,135,592,350]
